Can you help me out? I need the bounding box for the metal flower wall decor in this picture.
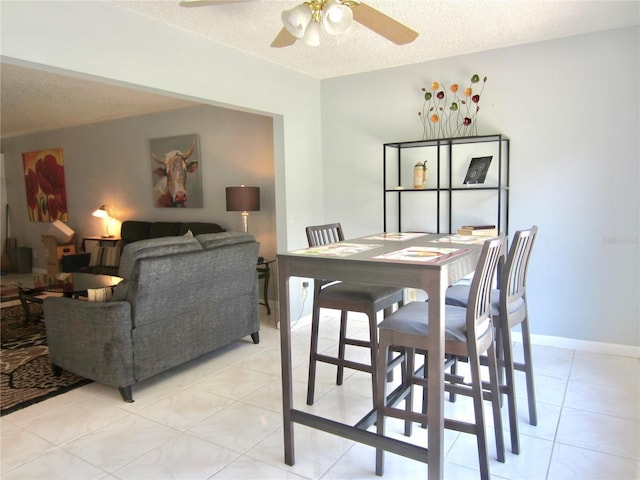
[418,74,487,140]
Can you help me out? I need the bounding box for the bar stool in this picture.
[446,226,538,438]
[305,223,404,405]
[375,236,506,480]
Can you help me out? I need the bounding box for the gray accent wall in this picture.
[1,105,276,278]
[321,27,639,349]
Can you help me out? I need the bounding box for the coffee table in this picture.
[11,273,123,323]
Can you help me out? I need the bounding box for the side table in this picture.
[257,257,275,315]
[82,236,121,252]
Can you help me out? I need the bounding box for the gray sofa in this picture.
[43,231,260,402]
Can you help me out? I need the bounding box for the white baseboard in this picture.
[274,302,640,358]
[511,331,640,358]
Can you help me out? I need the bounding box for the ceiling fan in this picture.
[179,0,419,48]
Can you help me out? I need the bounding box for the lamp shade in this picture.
[323,0,353,35]
[302,20,321,46]
[92,204,114,219]
[226,186,260,212]
[282,4,312,38]
[91,204,116,238]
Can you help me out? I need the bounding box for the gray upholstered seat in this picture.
[375,302,469,342]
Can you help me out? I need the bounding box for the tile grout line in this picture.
[544,347,576,479]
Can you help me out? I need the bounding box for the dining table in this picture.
[277,232,487,480]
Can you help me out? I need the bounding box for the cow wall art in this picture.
[150,134,203,208]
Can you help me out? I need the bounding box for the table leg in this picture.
[18,290,32,325]
[425,273,448,480]
[17,287,46,325]
[278,262,295,465]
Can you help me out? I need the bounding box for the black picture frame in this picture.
[463,155,493,184]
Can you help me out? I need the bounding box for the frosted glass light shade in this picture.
[323,0,353,35]
[282,4,312,38]
[302,21,321,46]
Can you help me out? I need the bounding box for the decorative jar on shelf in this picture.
[413,161,429,189]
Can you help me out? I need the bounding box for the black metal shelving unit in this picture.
[383,134,510,234]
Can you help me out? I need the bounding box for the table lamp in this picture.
[92,204,116,238]
[226,186,260,233]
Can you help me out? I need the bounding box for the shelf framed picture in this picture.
[463,155,493,185]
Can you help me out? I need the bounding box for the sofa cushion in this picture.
[112,236,203,302]
[88,246,121,268]
[102,247,121,267]
[148,222,182,239]
[87,287,113,302]
[89,246,103,267]
[196,232,255,249]
[120,221,152,244]
[117,236,203,280]
[179,222,224,236]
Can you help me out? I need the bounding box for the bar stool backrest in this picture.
[501,226,538,327]
[468,236,506,352]
[306,223,344,247]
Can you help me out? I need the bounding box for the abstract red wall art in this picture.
[22,148,68,222]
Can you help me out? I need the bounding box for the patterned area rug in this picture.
[1,302,91,416]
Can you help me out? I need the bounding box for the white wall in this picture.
[0,0,322,255]
[1,105,277,273]
[321,27,639,348]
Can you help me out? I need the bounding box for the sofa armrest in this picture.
[43,297,135,388]
[60,252,91,272]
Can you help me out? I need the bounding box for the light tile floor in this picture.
[1,305,639,480]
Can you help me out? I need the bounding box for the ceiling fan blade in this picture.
[179,0,257,7]
[271,28,297,48]
[352,2,419,45]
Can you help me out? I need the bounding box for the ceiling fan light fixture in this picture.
[282,4,312,38]
[302,20,321,46]
[323,0,353,35]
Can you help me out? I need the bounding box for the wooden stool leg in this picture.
[367,309,378,404]
[336,311,348,385]
[487,341,506,463]
[469,349,491,480]
[404,347,415,437]
[500,317,520,454]
[521,315,538,426]
[375,332,391,476]
[306,297,322,405]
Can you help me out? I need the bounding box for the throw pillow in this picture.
[101,247,121,267]
[89,246,105,267]
[87,287,113,302]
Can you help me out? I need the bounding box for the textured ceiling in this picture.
[1,0,638,138]
[0,64,200,138]
[110,0,640,79]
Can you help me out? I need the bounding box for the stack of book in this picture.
[456,225,498,236]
